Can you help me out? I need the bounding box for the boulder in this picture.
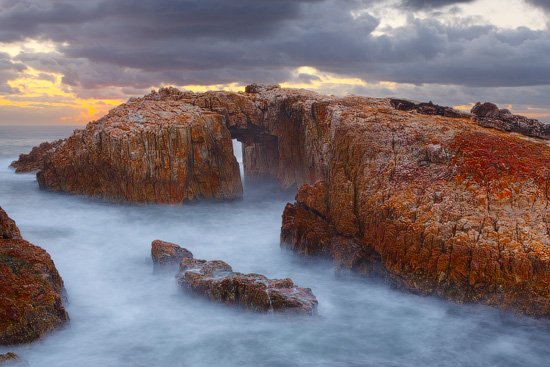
[151,240,193,268]
[0,206,69,345]
[471,102,550,139]
[176,258,318,315]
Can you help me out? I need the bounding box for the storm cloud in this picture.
[0,0,549,116]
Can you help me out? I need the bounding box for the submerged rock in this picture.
[0,206,69,345]
[176,257,318,315]
[0,353,29,366]
[151,240,193,268]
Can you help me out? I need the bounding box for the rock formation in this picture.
[390,98,470,119]
[0,353,29,366]
[151,239,193,268]
[176,257,318,315]
[0,207,69,344]
[31,89,242,203]
[14,85,550,317]
[282,99,550,317]
[471,102,550,139]
[10,140,64,173]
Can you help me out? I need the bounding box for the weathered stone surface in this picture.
[176,258,318,315]
[0,353,29,366]
[0,208,21,240]
[151,240,193,267]
[282,99,550,317]
[14,85,550,317]
[471,102,550,139]
[9,140,64,173]
[0,207,69,345]
[32,88,243,204]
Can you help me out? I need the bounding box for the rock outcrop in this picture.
[471,102,550,139]
[390,98,470,119]
[34,89,243,203]
[282,99,550,317]
[0,207,69,345]
[151,239,193,268]
[176,257,318,315]
[14,85,550,317]
[10,140,64,173]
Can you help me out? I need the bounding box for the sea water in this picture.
[0,125,549,367]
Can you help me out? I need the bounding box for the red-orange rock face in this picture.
[282,98,550,317]
[10,140,64,173]
[0,207,69,345]
[36,89,243,203]
[151,240,193,268]
[177,258,318,315]
[0,208,21,240]
[14,85,550,317]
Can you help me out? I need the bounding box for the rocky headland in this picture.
[0,206,69,345]
[13,84,550,317]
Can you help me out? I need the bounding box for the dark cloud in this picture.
[0,0,549,104]
[401,0,475,10]
[525,0,550,11]
[0,52,25,94]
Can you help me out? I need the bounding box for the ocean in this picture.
[1,125,550,367]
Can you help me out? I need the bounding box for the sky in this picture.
[0,0,549,125]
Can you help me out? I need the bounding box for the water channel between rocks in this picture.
[1,126,550,367]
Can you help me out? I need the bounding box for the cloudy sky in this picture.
[0,0,549,125]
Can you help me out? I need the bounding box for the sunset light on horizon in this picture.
[1,0,549,125]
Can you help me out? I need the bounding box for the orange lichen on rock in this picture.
[0,207,69,345]
[283,100,550,317]
[35,90,243,204]
[13,85,550,317]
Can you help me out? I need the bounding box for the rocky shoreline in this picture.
[0,207,69,345]
[11,85,550,318]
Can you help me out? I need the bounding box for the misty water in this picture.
[1,126,550,367]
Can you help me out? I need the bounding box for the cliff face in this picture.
[17,85,337,202]
[37,89,242,203]
[14,85,550,316]
[282,99,550,317]
[0,207,69,344]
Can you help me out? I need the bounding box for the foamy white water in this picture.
[1,125,550,367]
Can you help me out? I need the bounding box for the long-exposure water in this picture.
[1,125,550,367]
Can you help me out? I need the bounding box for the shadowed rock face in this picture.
[176,258,318,315]
[0,207,69,345]
[471,102,550,139]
